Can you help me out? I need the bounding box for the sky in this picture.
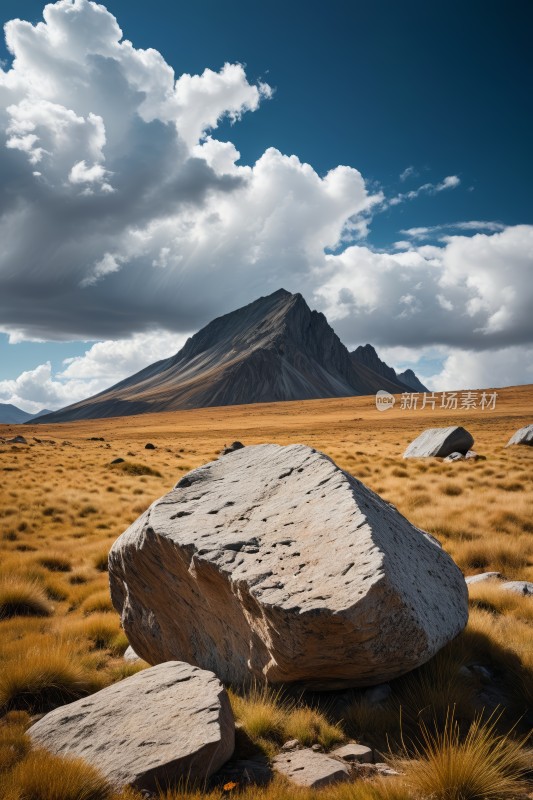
[0,0,531,412]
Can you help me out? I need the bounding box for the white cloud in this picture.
[399,165,416,182]
[0,329,188,412]
[0,0,530,402]
[401,220,507,240]
[426,346,533,391]
[388,175,461,207]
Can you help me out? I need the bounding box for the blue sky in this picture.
[0,0,531,410]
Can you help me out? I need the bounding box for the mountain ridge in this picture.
[34,290,428,423]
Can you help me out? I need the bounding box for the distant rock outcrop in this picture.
[505,424,533,447]
[29,661,235,791]
[403,426,474,458]
[35,291,429,423]
[109,444,468,689]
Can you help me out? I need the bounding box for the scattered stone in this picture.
[501,581,533,596]
[403,426,474,458]
[109,443,468,688]
[111,457,125,464]
[88,437,105,441]
[145,443,156,450]
[123,645,140,662]
[28,661,235,791]
[7,435,27,445]
[374,763,400,777]
[465,450,483,460]
[281,739,300,752]
[273,748,350,788]
[311,743,323,752]
[33,437,42,443]
[220,441,245,456]
[333,743,373,764]
[505,424,533,447]
[444,452,464,462]
[363,684,391,704]
[465,572,502,585]
[469,664,493,680]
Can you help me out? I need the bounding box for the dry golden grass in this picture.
[0,384,532,796]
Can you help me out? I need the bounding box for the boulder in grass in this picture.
[501,581,533,596]
[505,424,533,447]
[109,443,468,689]
[403,426,474,458]
[273,749,350,788]
[28,661,235,791]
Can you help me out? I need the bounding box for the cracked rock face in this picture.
[28,661,235,790]
[403,426,474,458]
[109,444,468,688]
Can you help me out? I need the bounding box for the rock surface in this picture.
[333,743,373,763]
[123,645,140,662]
[403,426,474,458]
[28,661,235,791]
[109,444,468,688]
[501,581,533,596]
[465,572,502,585]
[273,749,350,788]
[505,424,533,447]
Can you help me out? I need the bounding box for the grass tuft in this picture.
[2,748,112,800]
[110,461,162,477]
[0,578,52,619]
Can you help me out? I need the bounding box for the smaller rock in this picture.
[403,426,474,458]
[111,457,125,464]
[444,452,464,462]
[311,743,323,752]
[145,443,156,450]
[505,424,533,447]
[469,664,493,680]
[465,450,484,460]
[220,441,245,456]
[364,684,391,704]
[124,645,140,662]
[333,743,373,764]
[88,437,105,441]
[465,572,502,585]
[273,749,350,789]
[374,763,400,777]
[281,739,300,752]
[7,435,27,444]
[501,581,533,596]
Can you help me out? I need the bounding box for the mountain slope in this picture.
[350,344,428,394]
[0,404,53,424]
[35,291,429,423]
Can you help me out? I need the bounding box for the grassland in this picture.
[0,384,532,799]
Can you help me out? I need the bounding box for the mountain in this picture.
[35,290,428,423]
[350,344,428,393]
[397,368,429,393]
[0,403,53,424]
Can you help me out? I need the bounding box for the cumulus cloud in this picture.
[0,329,188,412]
[426,345,533,391]
[0,0,531,405]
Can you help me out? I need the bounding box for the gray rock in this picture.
[273,749,350,788]
[123,645,140,662]
[7,435,27,444]
[505,424,533,447]
[364,683,392,704]
[333,743,373,763]
[465,572,502,585]
[374,763,401,777]
[281,739,300,752]
[145,443,156,450]
[403,426,474,458]
[111,457,125,464]
[28,661,235,791]
[109,444,468,689]
[501,581,533,596]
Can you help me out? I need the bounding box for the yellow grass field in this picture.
[0,384,532,799]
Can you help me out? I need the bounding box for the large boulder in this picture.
[28,661,234,791]
[403,426,474,458]
[109,444,468,689]
[505,424,533,447]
